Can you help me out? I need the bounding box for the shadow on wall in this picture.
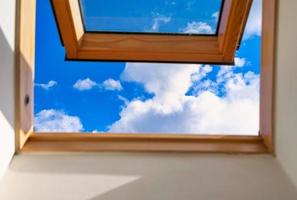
[0,25,34,135]
[0,27,15,128]
[0,14,34,180]
[0,154,296,200]
[0,26,16,181]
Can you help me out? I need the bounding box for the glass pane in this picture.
[79,0,223,35]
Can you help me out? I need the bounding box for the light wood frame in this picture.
[50,0,253,64]
[16,0,276,153]
[15,0,36,151]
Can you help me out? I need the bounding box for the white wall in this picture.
[275,0,297,189]
[0,154,297,200]
[0,0,16,180]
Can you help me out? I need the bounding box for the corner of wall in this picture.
[0,0,17,180]
[275,0,297,190]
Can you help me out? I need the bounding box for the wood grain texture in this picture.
[15,0,36,151]
[78,33,222,63]
[51,0,81,57]
[22,134,268,154]
[219,0,253,61]
[68,0,84,44]
[51,0,251,63]
[260,0,277,153]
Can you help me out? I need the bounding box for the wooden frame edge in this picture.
[51,0,251,64]
[15,0,36,152]
[22,133,268,154]
[78,34,223,63]
[259,0,277,153]
[219,0,253,61]
[16,0,275,154]
[51,0,83,57]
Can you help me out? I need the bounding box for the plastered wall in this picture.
[0,0,16,179]
[275,0,297,189]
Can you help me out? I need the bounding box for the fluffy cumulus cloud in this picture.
[35,80,57,90]
[34,109,83,132]
[182,22,213,34]
[73,78,123,92]
[108,62,259,135]
[216,57,246,80]
[244,0,262,39]
[121,63,199,109]
[73,78,97,91]
[102,79,123,91]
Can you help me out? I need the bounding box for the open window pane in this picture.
[79,0,223,35]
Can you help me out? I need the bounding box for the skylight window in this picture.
[34,0,261,136]
[16,0,276,153]
[79,0,223,35]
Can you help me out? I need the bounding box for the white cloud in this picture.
[73,78,97,91]
[73,78,123,92]
[191,79,218,95]
[217,57,247,80]
[102,79,123,91]
[35,80,57,90]
[118,95,130,106]
[91,129,104,133]
[151,15,171,31]
[234,57,246,67]
[121,63,199,111]
[182,22,213,34]
[212,11,219,21]
[191,65,213,82]
[34,109,83,132]
[109,62,259,135]
[244,0,262,39]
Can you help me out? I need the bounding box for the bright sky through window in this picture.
[79,0,222,34]
[34,0,262,135]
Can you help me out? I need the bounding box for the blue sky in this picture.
[34,0,262,135]
[80,0,222,34]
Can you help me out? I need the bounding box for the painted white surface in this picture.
[275,0,297,189]
[0,0,16,180]
[0,154,296,200]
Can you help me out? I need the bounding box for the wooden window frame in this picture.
[50,0,253,64]
[15,0,276,154]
